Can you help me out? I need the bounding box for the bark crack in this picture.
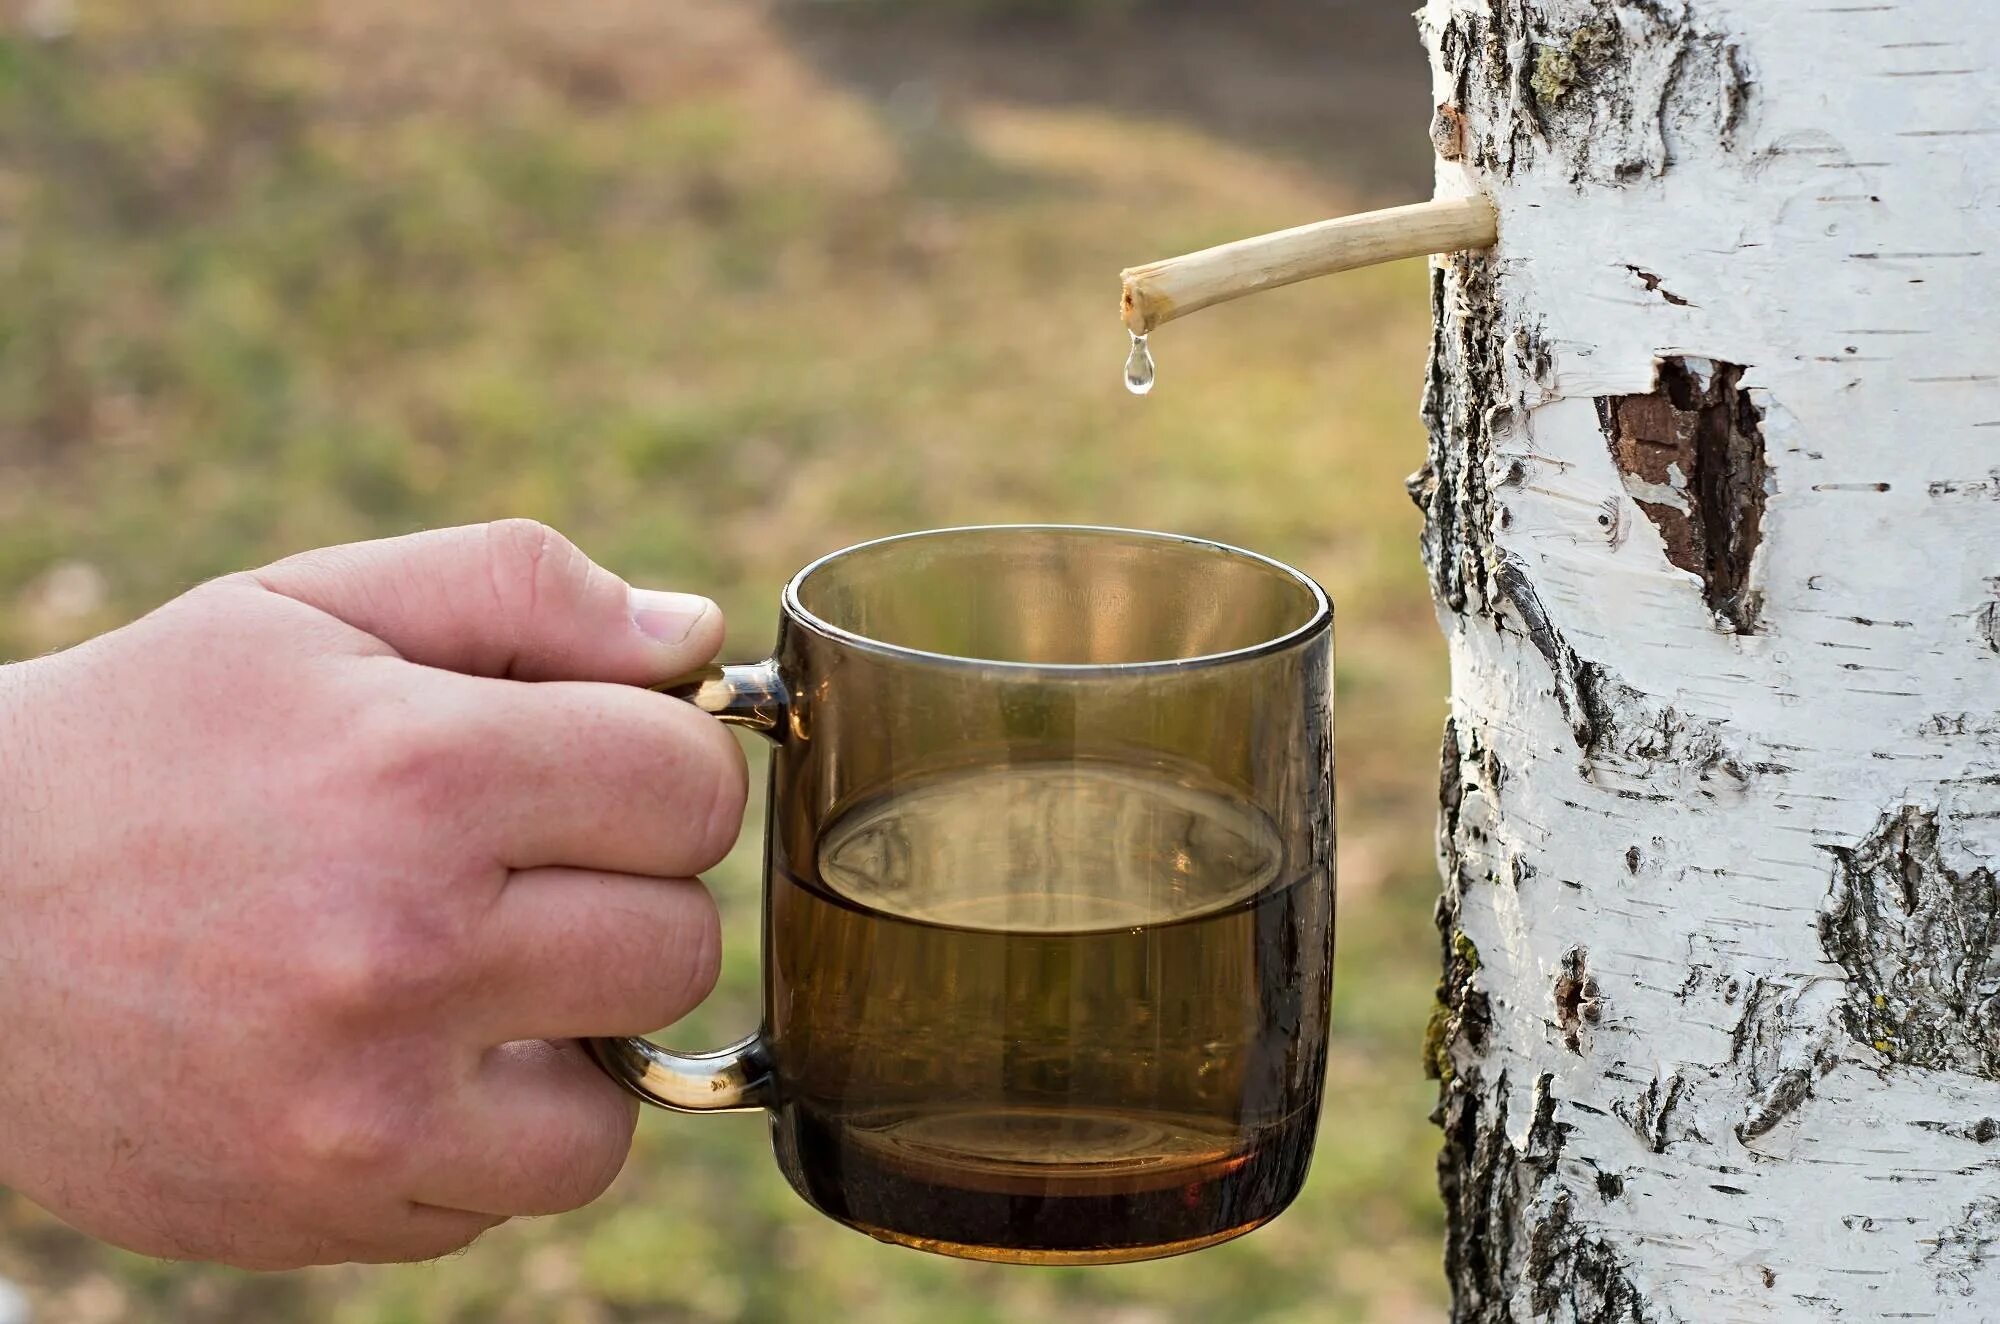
[1622,265,1694,306]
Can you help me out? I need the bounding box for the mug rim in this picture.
[780,523,1332,675]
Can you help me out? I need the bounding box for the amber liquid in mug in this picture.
[767,758,1329,1264]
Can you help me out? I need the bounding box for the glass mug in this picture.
[587,525,1335,1265]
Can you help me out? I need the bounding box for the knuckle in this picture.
[277,1092,420,1182]
[481,518,587,622]
[484,517,563,572]
[292,905,467,1019]
[349,701,484,818]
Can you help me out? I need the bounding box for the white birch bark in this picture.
[1413,3,2000,1320]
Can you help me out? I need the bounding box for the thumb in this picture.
[245,519,725,684]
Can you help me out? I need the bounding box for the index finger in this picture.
[397,671,750,880]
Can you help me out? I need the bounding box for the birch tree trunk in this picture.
[1414,3,2000,1319]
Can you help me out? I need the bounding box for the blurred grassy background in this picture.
[0,1,1448,1319]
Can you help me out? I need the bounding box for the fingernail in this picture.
[630,589,714,645]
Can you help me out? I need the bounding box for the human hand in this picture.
[0,521,746,1268]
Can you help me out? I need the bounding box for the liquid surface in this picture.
[767,759,1331,1263]
[817,760,1283,932]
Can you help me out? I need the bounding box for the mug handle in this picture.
[582,661,788,1113]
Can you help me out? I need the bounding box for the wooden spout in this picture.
[1119,195,1498,335]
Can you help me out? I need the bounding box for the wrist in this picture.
[0,658,47,1192]
[0,654,54,871]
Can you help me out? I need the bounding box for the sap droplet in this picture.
[1123,331,1155,396]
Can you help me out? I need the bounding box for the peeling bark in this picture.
[1553,947,1602,1055]
[1599,358,1769,634]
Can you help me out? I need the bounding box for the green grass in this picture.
[0,4,1448,1320]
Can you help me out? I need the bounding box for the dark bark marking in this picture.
[1819,806,2000,1079]
[1527,1189,1653,1324]
[1440,715,1466,839]
[1599,357,1769,634]
[1497,551,1603,749]
[1730,977,1838,1143]
[1919,712,2000,743]
[1439,0,1750,186]
[1554,946,1604,1054]
[1429,716,1495,1091]
[1927,469,2000,500]
[1718,42,1751,147]
[1439,1069,1651,1324]
[1977,598,2000,654]
[1574,661,1759,797]
[1427,922,1491,1088]
[1623,265,1694,306]
[1438,1069,1517,1323]
[1614,1071,1692,1154]
[1598,495,1629,549]
[1524,1072,1569,1171]
[1928,1197,2000,1296]
[1412,259,1510,618]
[1912,1116,2000,1144]
[1736,1073,1813,1143]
